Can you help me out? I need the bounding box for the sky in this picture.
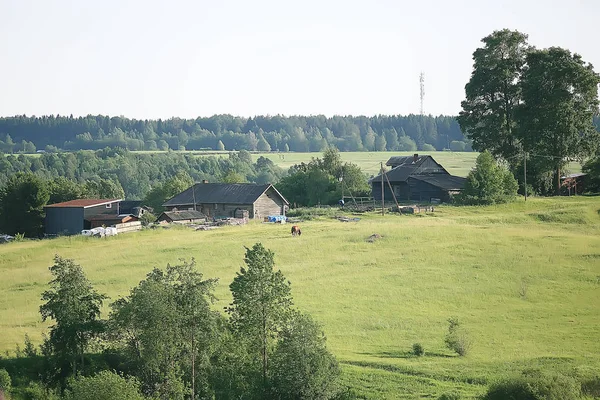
[1,0,599,119]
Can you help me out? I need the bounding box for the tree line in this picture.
[0,114,470,153]
[0,149,284,200]
[0,244,343,400]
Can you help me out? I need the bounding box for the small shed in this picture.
[157,210,207,224]
[86,214,139,229]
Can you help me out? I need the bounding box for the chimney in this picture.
[201,179,208,184]
[413,153,419,162]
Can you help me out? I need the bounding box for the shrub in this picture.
[0,369,11,394]
[484,370,581,400]
[444,317,472,357]
[63,370,145,400]
[454,151,518,205]
[412,343,424,357]
[581,375,600,397]
[438,392,461,400]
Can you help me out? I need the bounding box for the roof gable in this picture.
[163,183,289,207]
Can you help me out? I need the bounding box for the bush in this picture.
[63,371,145,400]
[15,382,60,400]
[484,370,581,400]
[421,143,436,151]
[454,151,518,205]
[0,369,11,394]
[438,392,461,400]
[581,375,600,397]
[444,317,472,357]
[412,343,424,357]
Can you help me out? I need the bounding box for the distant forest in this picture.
[0,114,472,153]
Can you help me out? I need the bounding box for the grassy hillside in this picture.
[1,197,599,398]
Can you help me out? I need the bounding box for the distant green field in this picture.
[1,197,599,398]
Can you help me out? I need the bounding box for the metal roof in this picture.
[159,210,207,221]
[410,175,467,190]
[45,199,122,208]
[163,183,289,207]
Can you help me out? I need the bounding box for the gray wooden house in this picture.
[163,182,289,219]
[371,154,467,203]
[44,198,123,235]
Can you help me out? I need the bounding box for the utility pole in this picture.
[524,152,527,202]
[380,162,385,216]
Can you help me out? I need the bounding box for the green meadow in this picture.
[1,197,599,398]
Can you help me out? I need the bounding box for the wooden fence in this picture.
[115,221,142,234]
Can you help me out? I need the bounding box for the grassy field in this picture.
[1,197,599,398]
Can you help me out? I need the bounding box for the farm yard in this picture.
[1,196,599,398]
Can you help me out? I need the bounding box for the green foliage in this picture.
[0,173,49,237]
[0,369,11,394]
[484,370,581,400]
[421,143,436,151]
[459,29,600,194]
[412,343,424,357]
[143,171,193,214]
[138,212,156,226]
[582,156,600,193]
[108,259,218,399]
[221,170,247,183]
[518,47,600,194]
[83,178,125,199]
[270,312,341,400]
[47,177,84,205]
[438,392,461,400]
[444,317,472,357]
[455,151,518,205]
[39,256,107,377]
[14,381,60,400]
[227,243,293,384]
[276,148,369,207]
[63,371,144,400]
[458,29,529,162]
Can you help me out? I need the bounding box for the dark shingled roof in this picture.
[371,155,448,183]
[159,210,207,221]
[410,175,467,190]
[163,183,289,207]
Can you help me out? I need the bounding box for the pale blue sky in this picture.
[1,0,598,118]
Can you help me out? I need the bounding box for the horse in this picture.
[291,225,301,236]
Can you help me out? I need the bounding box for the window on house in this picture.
[106,203,112,209]
[214,203,218,209]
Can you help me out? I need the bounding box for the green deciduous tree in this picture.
[455,151,518,205]
[227,243,293,386]
[458,29,530,162]
[83,178,125,199]
[109,260,218,400]
[518,47,600,194]
[63,371,144,400]
[270,312,341,400]
[39,256,107,378]
[0,172,49,236]
[48,177,84,204]
[143,172,194,214]
[582,156,600,193]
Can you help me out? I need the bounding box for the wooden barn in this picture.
[163,182,289,220]
[371,154,467,203]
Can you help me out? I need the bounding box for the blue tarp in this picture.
[268,215,287,222]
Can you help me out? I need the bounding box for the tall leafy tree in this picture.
[517,47,600,194]
[109,260,218,400]
[0,172,49,236]
[457,29,530,161]
[39,256,107,377]
[270,312,341,400]
[227,243,293,386]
